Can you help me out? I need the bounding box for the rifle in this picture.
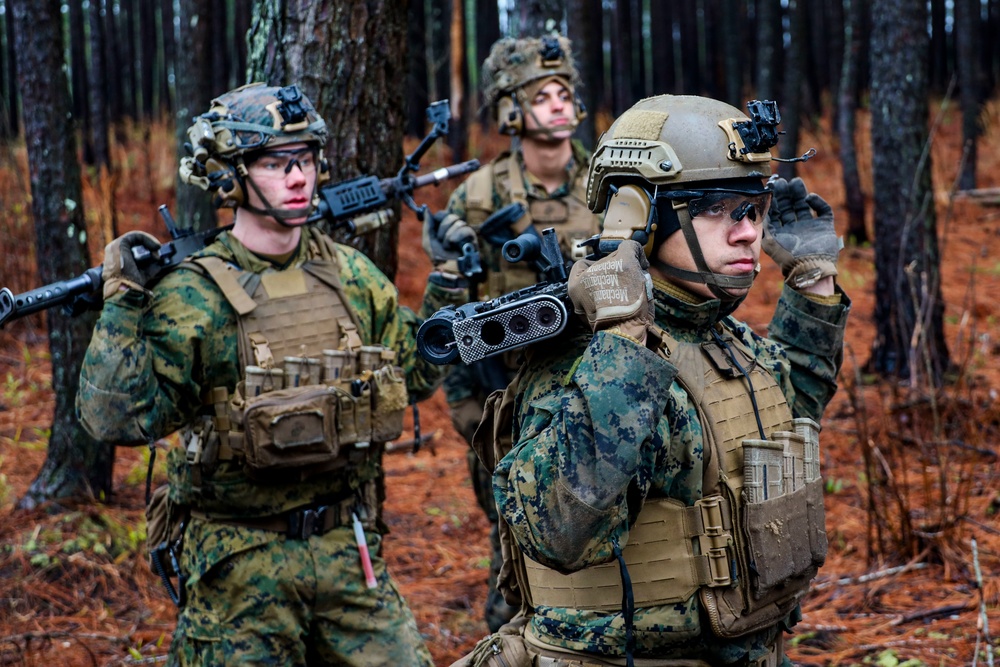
[0,100,479,329]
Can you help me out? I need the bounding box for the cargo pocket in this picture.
[804,478,828,566]
[172,607,225,666]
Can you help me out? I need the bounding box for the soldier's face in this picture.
[652,200,762,300]
[245,142,318,225]
[524,81,575,139]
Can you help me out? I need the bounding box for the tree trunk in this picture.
[929,0,947,94]
[720,0,742,106]
[567,0,602,148]
[174,0,219,233]
[246,0,408,281]
[867,0,949,384]
[838,0,867,245]
[474,0,501,131]
[610,0,632,116]
[649,0,675,96]
[677,0,699,96]
[10,0,114,509]
[755,0,778,101]
[777,0,804,179]
[406,0,430,137]
[104,0,124,127]
[954,0,981,190]
[826,0,845,131]
[140,0,157,117]
[0,4,14,138]
[447,0,468,161]
[69,0,91,162]
[120,0,138,120]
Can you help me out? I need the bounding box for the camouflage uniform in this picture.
[444,140,600,631]
[78,226,463,666]
[493,279,849,663]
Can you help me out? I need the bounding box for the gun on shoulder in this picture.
[416,200,648,366]
[0,100,479,329]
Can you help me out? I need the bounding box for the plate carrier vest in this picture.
[180,235,408,486]
[465,150,600,299]
[479,323,828,641]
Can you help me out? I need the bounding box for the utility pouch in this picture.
[370,366,407,442]
[242,385,342,475]
[145,484,189,577]
[742,483,817,598]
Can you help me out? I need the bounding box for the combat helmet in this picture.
[480,34,586,137]
[588,95,782,304]
[179,82,329,221]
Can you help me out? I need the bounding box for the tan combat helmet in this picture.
[588,95,782,305]
[480,34,586,137]
[179,82,329,219]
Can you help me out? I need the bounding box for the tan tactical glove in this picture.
[422,211,478,273]
[567,239,654,343]
[762,177,842,289]
[102,231,162,299]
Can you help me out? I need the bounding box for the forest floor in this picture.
[0,103,999,666]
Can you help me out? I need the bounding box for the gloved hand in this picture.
[102,231,162,299]
[567,239,654,342]
[422,211,478,268]
[762,177,842,289]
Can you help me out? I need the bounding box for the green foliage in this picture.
[864,649,925,667]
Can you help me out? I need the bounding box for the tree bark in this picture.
[10,0,113,509]
[0,3,15,138]
[954,0,981,190]
[246,0,408,281]
[777,0,804,179]
[755,0,778,101]
[568,0,603,148]
[406,0,430,137]
[649,0,675,96]
[720,0,742,106]
[174,0,219,233]
[867,0,949,383]
[837,0,867,245]
[474,0,501,131]
[68,0,91,162]
[610,0,632,116]
[448,0,469,161]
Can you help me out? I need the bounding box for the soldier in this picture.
[456,94,850,666]
[421,33,603,632]
[76,83,466,666]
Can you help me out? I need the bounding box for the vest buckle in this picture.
[287,505,329,540]
[696,496,734,587]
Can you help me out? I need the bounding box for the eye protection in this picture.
[686,191,771,226]
[247,147,318,179]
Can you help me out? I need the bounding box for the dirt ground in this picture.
[0,106,998,666]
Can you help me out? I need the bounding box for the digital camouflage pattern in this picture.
[443,140,595,631]
[171,518,432,667]
[494,281,850,662]
[77,224,463,665]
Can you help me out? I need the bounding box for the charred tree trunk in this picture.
[867,0,949,384]
[777,0,804,179]
[610,0,632,116]
[755,0,778,100]
[174,0,218,233]
[247,0,408,281]
[838,0,868,245]
[10,0,113,509]
[649,0,675,96]
[475,0,501,131]
[568,0,602,148]
[140,0,157,117]
[104,0,124,127]
[677,0,699,95]
[68,0,92,162]
[406,0,429,137]
[954,0,981,190]
[448,0,469,161]
[720,0,742,106]
[86,0,111,169]
[929,0,948,94]
[0,1,18,138]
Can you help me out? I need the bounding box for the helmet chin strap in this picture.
[241,173,320,227]
[650,204,756,303]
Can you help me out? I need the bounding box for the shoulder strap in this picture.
[183,257,257,315]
